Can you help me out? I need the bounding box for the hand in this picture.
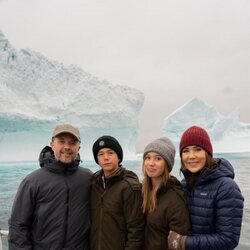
[168,230,186,250]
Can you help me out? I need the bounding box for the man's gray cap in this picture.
[52,124,81,142]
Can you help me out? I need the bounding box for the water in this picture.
[0,155,249,250]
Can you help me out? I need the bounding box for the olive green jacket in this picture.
[144,176,190,250]
[90,167,145,250]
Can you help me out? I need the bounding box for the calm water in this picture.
[0,155,249,249]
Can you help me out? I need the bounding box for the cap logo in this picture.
[99,140,105,146]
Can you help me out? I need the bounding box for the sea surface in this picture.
[0,154,249,250]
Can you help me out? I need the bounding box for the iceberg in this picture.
[162,98,250,154]
[0,30,144,162]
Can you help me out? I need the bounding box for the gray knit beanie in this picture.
[143,137,176,172]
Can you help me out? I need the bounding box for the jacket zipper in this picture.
[98,190,105,250]
[62,172,70,248]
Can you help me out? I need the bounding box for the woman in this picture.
[168,126,244,250]
[142,137,190,250]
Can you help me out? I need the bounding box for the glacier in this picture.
[162,98,250,155]
[0,30,144,161]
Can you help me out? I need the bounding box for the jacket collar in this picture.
[39,146,80,173]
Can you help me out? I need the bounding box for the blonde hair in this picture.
[141,159,170,213]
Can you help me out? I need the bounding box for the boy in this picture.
[90,135,144,250]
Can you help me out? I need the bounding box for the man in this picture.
[8,124,92,250]
[90,135,145,250]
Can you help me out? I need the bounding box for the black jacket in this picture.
[8,146,93,250]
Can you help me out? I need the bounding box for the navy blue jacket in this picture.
[181,158,244,250]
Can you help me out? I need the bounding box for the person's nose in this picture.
[148,158,155,165]
[103,153,109,160]
[188,150,196,158]
[64,142,71,149]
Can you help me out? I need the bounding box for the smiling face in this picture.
[50,133,80,163]
[143,152,169,181]
[181,145,206,173]
[97,147,119,176]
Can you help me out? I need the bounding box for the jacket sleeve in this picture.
[168,189,191,235]
[185,179,244,250]
[123,181,145,250]
[8,178,35,250]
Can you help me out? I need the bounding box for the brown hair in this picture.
[180,153,218,190]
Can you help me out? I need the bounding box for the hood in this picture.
[182,158,235,185]
[39,146,81,173]
[158,176,186,203]
[200,158,234,183]
[122,168,140,181]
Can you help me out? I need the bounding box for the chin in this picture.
[61,158,73,164]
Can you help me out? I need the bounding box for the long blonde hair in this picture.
[141,159,170,214]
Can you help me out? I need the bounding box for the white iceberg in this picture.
[162,98,250,154]
[0,30,144,161]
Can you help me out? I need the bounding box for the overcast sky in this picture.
[0,0,249,150]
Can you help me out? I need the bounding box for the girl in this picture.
[142,137,190,250]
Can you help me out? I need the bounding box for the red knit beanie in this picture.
[179,126,213,156]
